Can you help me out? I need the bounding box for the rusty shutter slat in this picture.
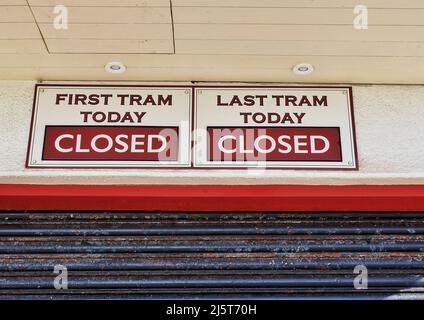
[0,211,424,299]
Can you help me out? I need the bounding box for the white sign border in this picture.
[26,84,358,171]
[26,84,193,169]
[192,85,358,171]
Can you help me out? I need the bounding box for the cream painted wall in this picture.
[0,80,423,185]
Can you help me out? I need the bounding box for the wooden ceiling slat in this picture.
[1,54,423,70]
[1,58,423,84]
[174,24,424,42]
[0,23,41,39]
[172,0,424,9]
[0,1,422,83]
[0,6,33,22]
[0,1,27,5]
[0,40,46,54]
[32,6,172,24]
[28,0,169,6]
[39,23,172,40]
[175,39,424,57]
[30,4,173,54]
[173,7,424,26]
[45,39,173,54]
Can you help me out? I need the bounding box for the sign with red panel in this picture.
[42,126,179,161]
[27,85,191,168]
[194,86,357,169]
[207,127,342,162]
[27,84,357,170]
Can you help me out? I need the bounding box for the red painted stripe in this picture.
[0,184,423,211]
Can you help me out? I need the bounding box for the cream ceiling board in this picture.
[28,0,169,6]
[172,0,424,9]
[1,54,424,74]
[177,40,424,57]
[0,40,46,53]
[0,23,41,39]
[1,55,424,84]
[46,39,173,54]
[31,5,174,54]
[1,2,424,84]
[0,6,33,22]
[31,6,172,23]
[39,23,172,39]
[0,1,27,5]
[175,24,424,42]
[1,52,423,82]
[173,7,424,25]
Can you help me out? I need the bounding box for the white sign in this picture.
[194,86,357,169]
[27,84,192,168]
[27,84,358,170]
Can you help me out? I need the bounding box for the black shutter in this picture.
[0,211,423,299]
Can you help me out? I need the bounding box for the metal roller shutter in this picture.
[0,211,424,300]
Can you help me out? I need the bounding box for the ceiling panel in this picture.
[174,24,424,42]
[0,23,41,39]
[1,1,424,84]
[0,40,46,53]
[172,0,424,8]
[30,4,173,54]
[46,39,173,54]
[39,23,172,39]
[0,1,28,5]
[28,0,170,6]
[0,5,46,54]
[31,6,172,23]
[2,56,424,84]
[172,7,424,25]
[0,6,33,22]
[0,53,420,69]
[1,55,423,83]
[176,40,424,57]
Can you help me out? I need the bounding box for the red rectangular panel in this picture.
[43,126,179,161]
[207,127,341,162]
[1,184,424,212]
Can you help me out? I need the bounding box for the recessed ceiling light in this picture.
[293,63,314,75]
[105,62,126,74]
